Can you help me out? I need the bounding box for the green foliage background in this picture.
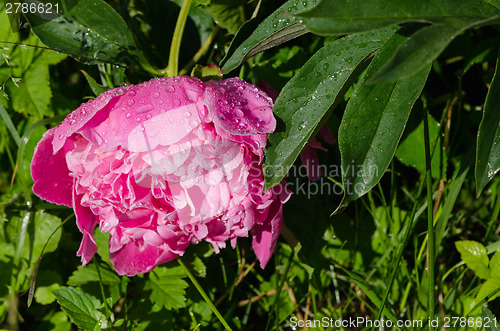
[1,0,500,330]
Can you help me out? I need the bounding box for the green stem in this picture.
[265,246,294,331]
[164,0,192,77]
[372,172,427,330]
[423,107,436,329]
[178,259,232,331]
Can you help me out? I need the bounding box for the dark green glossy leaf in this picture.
[455,240,490,280]
[263,27,397,191]
[30,0,137,65]
[295,0,500,35]
[371,18,500,82]
[337,28,430,207]
[53,287,104,330]
[145,266,189,310]
[221,0,315,74]
[476,50,500,196]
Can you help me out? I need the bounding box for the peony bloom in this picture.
[31,76,290,276]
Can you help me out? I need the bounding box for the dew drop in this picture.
[234,109,244,117]
[146,114,152,119]
[136,117,141,122]
[128,99,135,106]
[167,86,175,93]
[69,119,76,125]
[183,112,191,118]
[116,88,125,95]
[136,104,153,114]
[153,92,160,98]
[173,99,181,107]
[129,91,136,97]
[58,134,64,140]
[322,62,330,71]
[126,113,131,118]
[190,120,198,128]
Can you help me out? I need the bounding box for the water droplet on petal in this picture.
[146,114,152,119]
[128,99,135,106]
[58,134,64,140]
[183,112,191,118]
[136,104,153,113]
[190,120,198,128]
[116,88,125,95]
[234,109,244,117]
[129,91,136,97]
[136,117,141,122]
[126,113,131,118]
[69,119,76,125]
[173,99,181,107]
[153,92,160,98]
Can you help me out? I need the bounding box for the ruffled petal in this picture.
[31,128,75,207]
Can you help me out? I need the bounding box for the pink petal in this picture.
[109,241,178,276]
[74,193,98,265]
[204,78,276,136]
[31,128,75,207]
[251,199,283,268]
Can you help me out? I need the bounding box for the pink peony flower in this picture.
[31,76,290,276]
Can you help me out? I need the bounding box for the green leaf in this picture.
[456,240,491,280]
[371,18,500,83]
[30,0,137,65]
[476,50,500,196]
[263,27,397,191]
[221,0,315,73]
[145,266,189,310]
[338,26,430,207]
[295,0,500,35]
[34,283,60,305]
[482,305,500,331]
[395,107,446,178]
[201,0,245,34]
[67,264,121,287]
[490,250,500,276]
[477,278,500,302]
[80,70,107,97]
[53,287,104,330]
[10,58,51,118]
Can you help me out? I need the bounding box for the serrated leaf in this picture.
[145,266,189,310]
[221,0,315,73]
[295,0,500,35]
[338,26,430,207]
[456,240,491,280]
[53,287,104,330]
[10,58,51,118]
[263,27,397,191]
[476,50,500,196]
[67,263,121,287]
[30,0,136,65]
